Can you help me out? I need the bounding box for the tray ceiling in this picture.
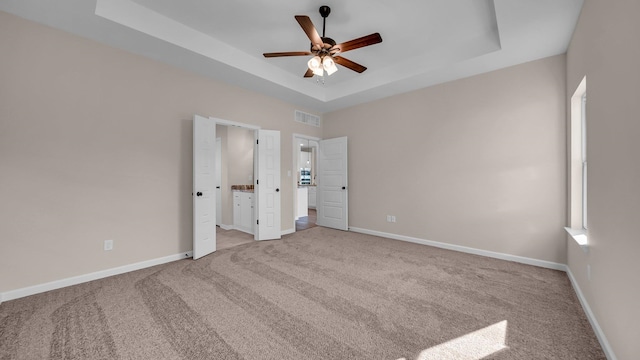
[1,0,583,113]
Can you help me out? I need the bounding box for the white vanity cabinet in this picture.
[233,191,254,234]
[297,187,308,219]
[308,186,317,209]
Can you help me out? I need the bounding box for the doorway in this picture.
[213,118,281,242]
[291,134,349,234]
[216,124,255,231]
[293,135,319,232]
[193,115,282,260]
[215,124,256,250]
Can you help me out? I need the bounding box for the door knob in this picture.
[196,191,203,197]
[216,186,220,189]
[276,188,280,192]
[342,186,346,190]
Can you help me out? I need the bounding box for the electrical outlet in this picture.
[391,216,396,223]
[587,265,591,281]
[104,239,114,251]
[386,215,392,222]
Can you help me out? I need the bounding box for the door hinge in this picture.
[256,179,259,185]
[256,220,259,225]
[256,139,259,144]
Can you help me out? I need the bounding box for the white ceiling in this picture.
[1,0,583,113]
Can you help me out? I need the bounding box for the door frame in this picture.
[292,133,321,232]
[212,117,260,131]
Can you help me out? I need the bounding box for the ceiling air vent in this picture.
[295,110,321,127]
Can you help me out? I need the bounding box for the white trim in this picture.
[210,116,260,130]
[219,224,234,230]
[0,251,192,303]
[234,227,254,236]
[566,267,618,360]
[220,225,296,236]
[569,77,587,230]
[348,227,566,271]
[564,227,589,253]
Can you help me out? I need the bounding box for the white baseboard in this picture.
[0,251,193,303]
[348,227,566,270]
[219,227,292,239]
[566,267,617,360]
[349,226,615,359]
[219,224,292,236]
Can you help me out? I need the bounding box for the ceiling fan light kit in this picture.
[263,5,382,78]
[307,56,323,76]
[307,55,337,76]
[322,56,338,75]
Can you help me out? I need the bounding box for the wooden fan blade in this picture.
[332,33,382,54]
[295,15,323,49]
[263,51,312,58]
[333,56,367,73]
[304,68,314,78]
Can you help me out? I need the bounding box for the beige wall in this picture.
[324,55,567,264]
[566,1,640,358]
[227,127,254,187]
[0,11,321,293]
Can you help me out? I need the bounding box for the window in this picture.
[581,92,587,229]
[566,77,587,248]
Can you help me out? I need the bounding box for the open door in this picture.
[193,115,216,259]
[255,130,281,240]
[317,137,348,230]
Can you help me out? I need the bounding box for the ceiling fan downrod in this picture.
[319,5,330,37]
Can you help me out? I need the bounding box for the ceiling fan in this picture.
[263,5,382,78]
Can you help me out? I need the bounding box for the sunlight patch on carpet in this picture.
[399,320,508,360]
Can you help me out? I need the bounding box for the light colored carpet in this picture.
[216,227,254,251]
[0,226,605,359]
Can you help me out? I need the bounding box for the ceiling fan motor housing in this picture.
[311,37,337,54]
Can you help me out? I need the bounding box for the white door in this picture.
[215,137,222,226]
[193,115,216,259]
[255,130,281,240]
[317,137,348,230]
